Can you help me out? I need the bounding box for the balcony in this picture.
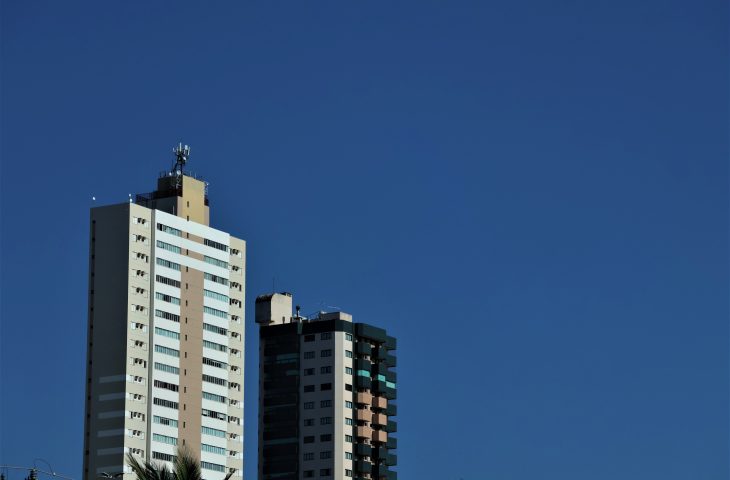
[386,437,397,450]
[355,358,372,372]
[385,403,396,416]
[384,386,397,400]
[372,396,387,409]
[372,430,387,443]
[357,425,373,439]
[372,380,385,392]
[356,391,373,405]
[371,413,387,426]
[355,444,372,457]
[356,343,372,356]
[385,420,397,433]
[356,409,372,423]
[384,353,396,367]
[355,460,372,474]
[356,376,372,389]
[385,453,397,466]
[355,323,387,342]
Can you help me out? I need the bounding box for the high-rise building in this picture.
[256,293,397,480]
[83,146,246,480]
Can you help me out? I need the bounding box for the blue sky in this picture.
[1,1,727,479]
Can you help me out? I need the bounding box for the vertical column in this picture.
[178,265,204,455]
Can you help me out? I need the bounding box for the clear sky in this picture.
[1,1,727,479]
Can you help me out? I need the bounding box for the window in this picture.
[155,327,180,340]
[345,401,353,409]
[345,384,353,392]
[345,469,353,477]
[304,334,315,342]
[156,240,181,254]
[202,426,226,438]
[345,367,353,375]
[153,416,178,427]
[157,223,182,236]
[345,435,353,443]
[202,357,228,369]
[200,462,225,473]
[156,258,181,271]
[304,385,315,393]
[357,370,370,377]
[154,345,179,358]
[303,453,314,461]
[155,292,180,305]
[346,333,353,341]
[203,391,226,403]
[303,351,315,359]
[154,380,178,392]
[345,453,353,460]
[320,332,332,340]
[303,471,314,478]
[202,374,227,386]
[201,444,226,455]
[320,451,331,459]
[203,340,227,352]
[320,434,332,442]
[304,368,315,376]
[320,400,332,408]
[303,436,315,444]
[204,289,229,303]
[320,366,332,374]
[155,309,180,323]
[201,409,226,420]
[303,419,314,427]
[320,417,332,425]
[204,256,229,269]
[130,322,147,332]
[153,398,178,410]
[204,238,228,252]
[152,433,177,445]
[320,383,332,391]
[320,469,331,477]
[156,275,181,288]
[204,273,229,286]
[203,323,227,335]
[203,306,227,319]
[320,349,332,357]
[153,452,174,462]
[304,402,314,410]
[345,418,353,425]
[345,350,353,358]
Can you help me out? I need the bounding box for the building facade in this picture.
[256,293,397,480]
[83,150,246,480]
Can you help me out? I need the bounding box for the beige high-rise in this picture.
[83,149,245,480]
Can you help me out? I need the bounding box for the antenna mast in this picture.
[171,142,191,190]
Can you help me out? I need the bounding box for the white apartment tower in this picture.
[83,146,246,480]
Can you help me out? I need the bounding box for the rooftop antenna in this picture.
[171,142,191,190]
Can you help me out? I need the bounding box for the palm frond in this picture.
[173,446,202,480]
[126,453,172,480]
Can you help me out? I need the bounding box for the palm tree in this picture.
[126,446,233,480]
